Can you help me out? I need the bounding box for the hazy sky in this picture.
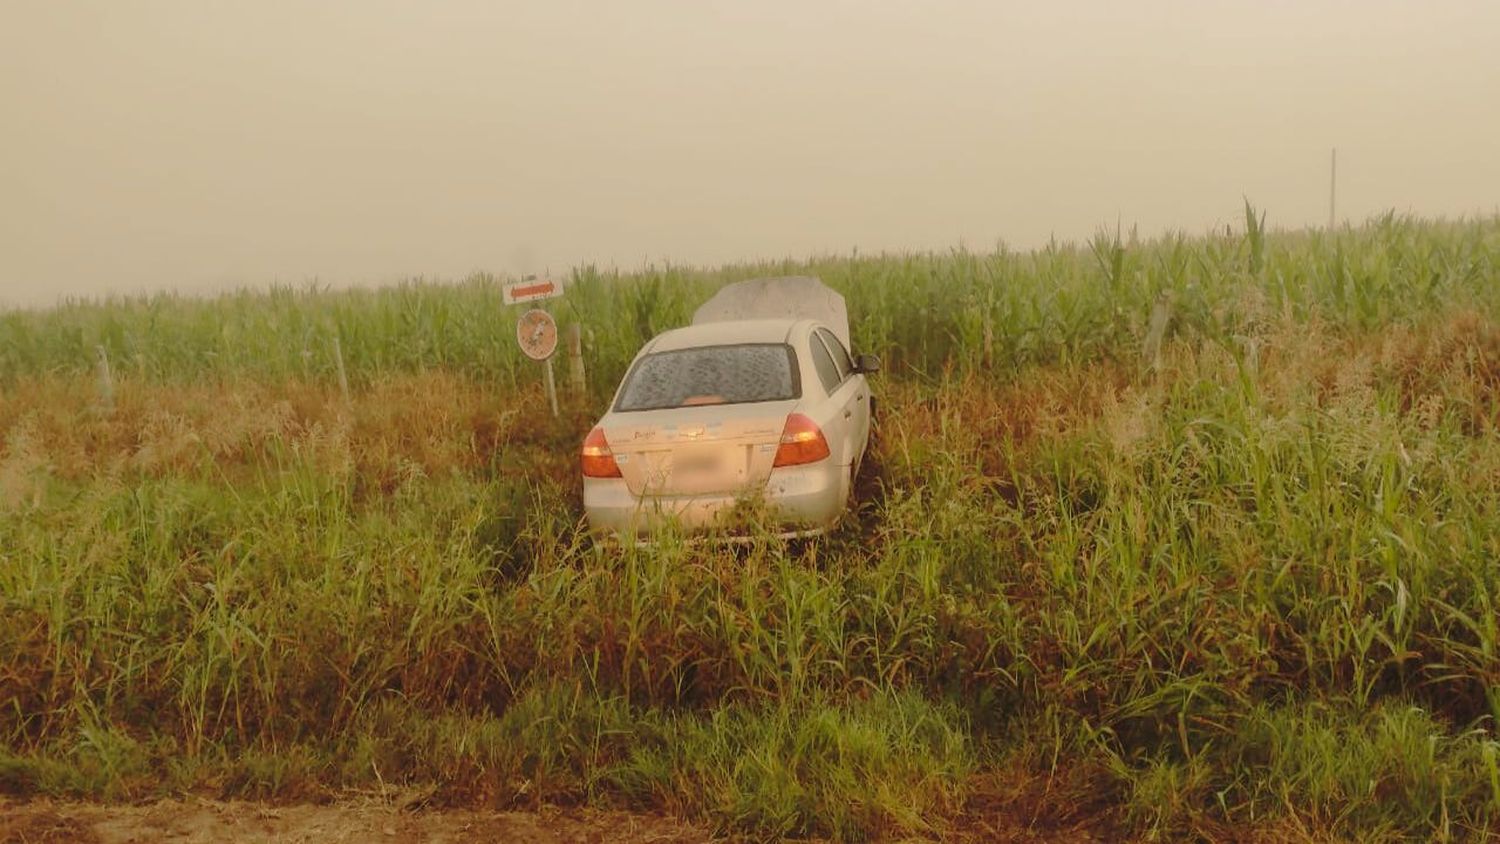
[2,1,1497,308]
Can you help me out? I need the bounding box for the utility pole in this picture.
[1328,148,1338,230]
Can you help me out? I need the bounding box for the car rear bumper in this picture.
[583,460,847,538]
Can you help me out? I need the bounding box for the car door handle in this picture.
[843,409,853,419]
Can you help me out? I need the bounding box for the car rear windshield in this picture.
[614,343,800,412]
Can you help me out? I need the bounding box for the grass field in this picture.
[3,208,1500,840]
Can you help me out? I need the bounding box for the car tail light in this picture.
[773,413,831,467]
[581,426,622,478]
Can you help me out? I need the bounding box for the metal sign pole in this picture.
[506,276,565,420]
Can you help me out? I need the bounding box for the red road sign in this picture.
[504,277,564,305]
[513,281,553,298]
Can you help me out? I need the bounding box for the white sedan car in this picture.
[581,277,878,539]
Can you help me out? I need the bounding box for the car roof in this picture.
[646,318,809,353]
[691,276,850,351]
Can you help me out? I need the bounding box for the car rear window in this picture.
[614,344,800,412]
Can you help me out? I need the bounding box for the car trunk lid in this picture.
[602,402,793,497]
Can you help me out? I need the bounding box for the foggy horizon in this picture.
[4,1,1498,310]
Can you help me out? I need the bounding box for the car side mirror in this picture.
[854,354,880,374]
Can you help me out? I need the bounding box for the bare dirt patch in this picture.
[0,798,707,844]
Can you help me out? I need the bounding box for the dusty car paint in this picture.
[583,278,875,539]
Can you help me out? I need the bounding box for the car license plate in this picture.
[673,451,720,474]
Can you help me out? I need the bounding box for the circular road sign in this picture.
[517,308,559,361]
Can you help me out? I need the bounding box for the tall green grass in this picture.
[3,210,1500,840]
[4,213,1495,390]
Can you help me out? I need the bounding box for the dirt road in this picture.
[0,798,708,844]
